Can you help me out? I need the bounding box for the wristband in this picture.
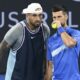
[58,27,65,35]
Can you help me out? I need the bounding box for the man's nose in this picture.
[36,16,41,21]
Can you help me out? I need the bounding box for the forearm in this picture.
[46,67,52,80]
[58,27,76,47]
[61,32,76,47]
[0,41,10,60]
[45,61,52,80]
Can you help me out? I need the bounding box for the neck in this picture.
[27,22,36,30]
[63,23,68,28]
[25,19,37,30]
[25,20,40,33]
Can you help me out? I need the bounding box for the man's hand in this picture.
[0,40,10,60]
[52,20,61,28]
[44,61,52,80]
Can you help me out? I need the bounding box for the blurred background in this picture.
[0,0,80,79]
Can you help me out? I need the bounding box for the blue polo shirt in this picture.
[47,27,80,80]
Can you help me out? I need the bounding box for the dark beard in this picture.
[32,24,40,28]
[31,22,41,29]
[61,23,65,27]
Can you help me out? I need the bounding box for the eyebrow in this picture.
[30,13,43,16]
[53,15,62,18]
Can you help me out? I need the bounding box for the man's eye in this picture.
[53,17,56,19]
[58,16,62,18]
[29,13,37,17]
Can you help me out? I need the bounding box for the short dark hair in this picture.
[52,5,68,14]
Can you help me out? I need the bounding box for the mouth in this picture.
[35,21,41,25]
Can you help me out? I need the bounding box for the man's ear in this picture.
[26,14,29,18]
[65,14,68,21]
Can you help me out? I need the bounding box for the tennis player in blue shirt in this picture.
[46,5,80,80]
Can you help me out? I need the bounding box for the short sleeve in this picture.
[3,23,23,46]
[73,30,80,56]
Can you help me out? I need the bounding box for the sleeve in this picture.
[3,23,22,46]
[73,30,80,56]
[46,41,52,61]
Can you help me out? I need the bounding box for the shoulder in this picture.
[3,21,25,45]
[69,28,80,36]
[48,33,58,45]
[41,22,50,43]
[72,28,80,33]
[42,22,50,35]
[9,21,24,33]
